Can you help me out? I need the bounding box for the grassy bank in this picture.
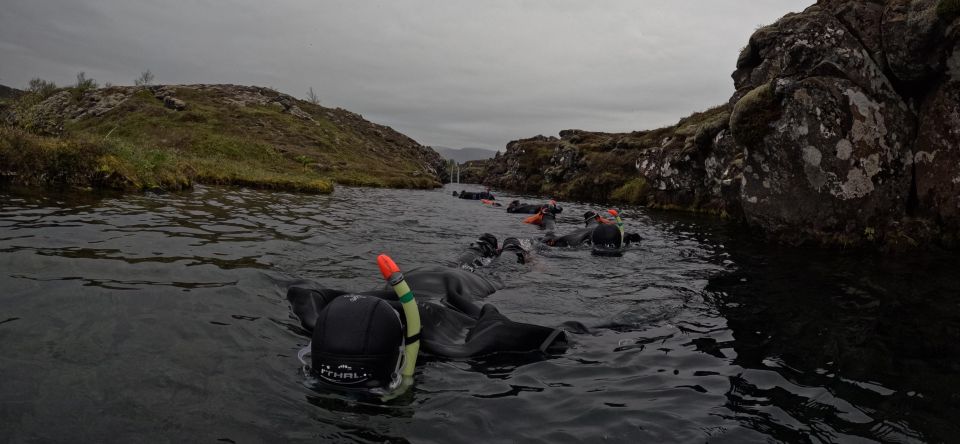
[0,126,333,193]
[1,84,444,193]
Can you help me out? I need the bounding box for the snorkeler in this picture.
[286,236,565,393]
[540,210,642,256]
[507,199,563,215]
[456,189,495,200]
[454,233,531,271]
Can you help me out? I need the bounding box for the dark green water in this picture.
[0,184,957,443]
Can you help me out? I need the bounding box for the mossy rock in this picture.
[610,178,650,205]
[730,82,781,148]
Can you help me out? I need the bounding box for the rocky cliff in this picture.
[483,0,960,248]
[2,84,446,192]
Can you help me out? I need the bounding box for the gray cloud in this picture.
[0,0,810,150]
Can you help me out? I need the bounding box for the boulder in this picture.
[819,0,888,70]
[737,76,914,242]
[733,5,897,101]
[163,96,187,111]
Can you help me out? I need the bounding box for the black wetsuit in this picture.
[541,213,641,248]
[455,235,530,270]
[506,200,563,215]
[287,266,566,358]
[457,191,495,200]
[540,213,595,247]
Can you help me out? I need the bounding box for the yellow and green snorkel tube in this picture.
[377,254,421,380]
[607,209,624,237]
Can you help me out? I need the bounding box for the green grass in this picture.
[610,178,650,204]
[3,85,444,193]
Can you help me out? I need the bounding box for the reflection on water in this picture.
[0,184,957,443]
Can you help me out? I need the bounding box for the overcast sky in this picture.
[0,1,810,151]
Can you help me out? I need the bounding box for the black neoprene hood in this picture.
[311,295,403,388]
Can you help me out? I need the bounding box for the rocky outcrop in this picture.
[483,0,960,248]
[732,3,917,244]
[484,105,742,216]
[4,84,447,189]
[457,159,490,184]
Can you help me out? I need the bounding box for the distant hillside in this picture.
[0,84,22,100]
[433,146,498,163]
[1,84,447,192]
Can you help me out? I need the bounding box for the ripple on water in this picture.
[0,184,957,443]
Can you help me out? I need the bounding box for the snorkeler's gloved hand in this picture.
[477,233,498,257]
[625,233,642,244]
[500,237,529,264]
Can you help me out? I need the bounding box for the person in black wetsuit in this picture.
[506,199,563,215]
[286,235,565,392]
[456,190,495,200]
[540,210,642,255]
[454,233,531,270]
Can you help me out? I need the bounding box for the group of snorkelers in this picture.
[286,189,641,396]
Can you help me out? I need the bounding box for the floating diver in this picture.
[454,233,531,271]
[454,189,495,200]
[507,199,563,215]
[287,237,566,394]
[540,209,642,256]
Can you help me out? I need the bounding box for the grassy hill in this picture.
[0,84,446,193]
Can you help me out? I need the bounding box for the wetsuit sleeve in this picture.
[463,305,567,356]
[287,284,399,333]
[403,267,497,318]
[286,286,347,332]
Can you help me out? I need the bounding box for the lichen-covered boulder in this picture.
[733,5,896,101]
[730,2,920,243]
[736,76,914,242]
[819,0,888,69]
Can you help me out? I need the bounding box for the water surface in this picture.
[1,184,957,443]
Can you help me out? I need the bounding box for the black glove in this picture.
[478,233,498,257]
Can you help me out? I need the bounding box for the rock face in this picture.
[484,106,742,216]
[483,0,960,247]
[732,3,917,244]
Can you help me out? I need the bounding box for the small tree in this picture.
[306,87,320,105]
[72,72,98,101]
[27,78,58,98]
[134,70,154,87]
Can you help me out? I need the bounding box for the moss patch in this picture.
[730,82,781,148]
[610,178,650,204]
